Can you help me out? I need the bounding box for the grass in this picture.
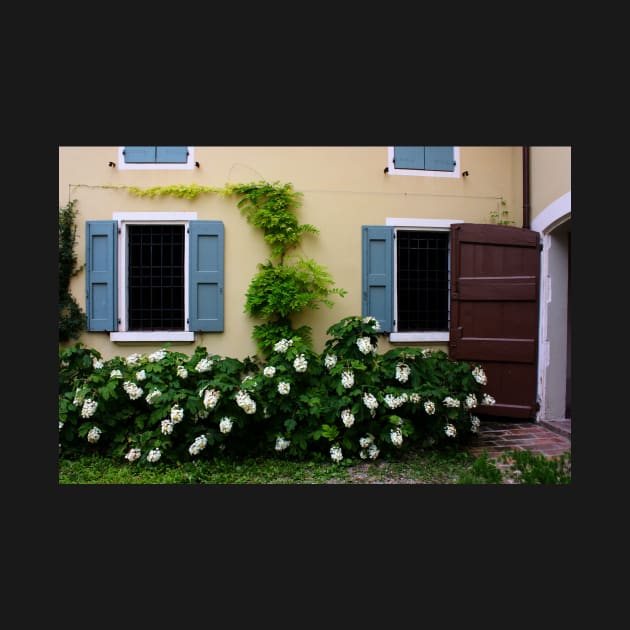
[58,446,571,484]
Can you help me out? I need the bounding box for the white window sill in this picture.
[110,332,195,342]
[389,332,449,343]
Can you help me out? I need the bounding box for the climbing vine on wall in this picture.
[59,199,86,343]
[125,181,347,356]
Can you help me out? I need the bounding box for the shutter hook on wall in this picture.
[108,162,116,167]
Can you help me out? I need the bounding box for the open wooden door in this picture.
[449,223,540,419]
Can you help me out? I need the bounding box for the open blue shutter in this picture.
[86,221,117,331]
[156,147,188,163]
[123,147,156,163]
[425,146,454,171]
[189,221,224,331]
[362,226,393,332]
[394,146,425,170]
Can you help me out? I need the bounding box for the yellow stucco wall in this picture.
[60,146,522,360]
[529,146,571,220]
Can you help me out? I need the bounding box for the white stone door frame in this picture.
[531,192,571,422]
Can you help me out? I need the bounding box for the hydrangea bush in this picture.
[59,316,495,465]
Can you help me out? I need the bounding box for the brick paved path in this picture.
[466,419,571,460]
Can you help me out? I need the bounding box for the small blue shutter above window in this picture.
[86,221,117,331]
[394,147,425,170]
[362,226,394,332]
[425,146,455,171]
[123,147,157,163]
[155,147,188,163]
[189,221,224,332]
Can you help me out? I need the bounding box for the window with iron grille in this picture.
[396,230,449,331]
[127,225,185,331]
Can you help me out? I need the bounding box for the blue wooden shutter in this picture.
[189,221,224,331]
[394,146,425,170]
[362,226,394,332]
[425,146,455,171]
[123,146,156,163]
[156,146,188,163]
[86,221,117,331]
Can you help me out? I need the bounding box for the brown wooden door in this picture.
[449,223,540,419]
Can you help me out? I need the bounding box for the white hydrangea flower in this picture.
[235,390,257,414]
[409,392,422,404]
[390,427,403,447]
[367,444,380,460]
[81,398,98,419]
[341,409,355,428]
[263,365,276,378]
[203,389,221,410]
[482,393,496,406]
[135,369,146,381]
[470,416,481,433]
[443,396,460,408]
[424,400,436,415]
[123,382,143,400]
[356,336,374,355]
[472,366,488,385]
[293,354,308,373]
[147,448,162,462]
[87,426,101,443]
[273,338,293,353]
[170,404,184,423]
[188,435,207,456]
[421,349,433,358]
[92,357,104,370]
[362,315,380,331]
[219,417,233,434]
[341,370,355,389]
[125,353,142,366]
[124,448,141,462]
[59,421,64,430]
[277,381,291,395]
[395,363,411,383]
[362,392,379,416]
[148,349,167,363]
[161,419,174,435]
[445,423,457,438]
[324,354,337,369]
[73,388,84,406]
[145,389,162,405]
[465,393,478,409]
[176,365,188,379]
[384,393,407,409]
[110,369,123,379]
[275,436,291,451]
[359,435,374,448]
[359,450,368,459]
[195,357,214,372]
[330,445,343,462]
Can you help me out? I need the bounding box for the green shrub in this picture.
[499,449,571,484]
[58,315,493,466]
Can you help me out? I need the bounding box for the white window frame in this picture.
[110,212,198,342]
[386,217,463,342]
[387,147,461,178]
[117,146,196,170]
